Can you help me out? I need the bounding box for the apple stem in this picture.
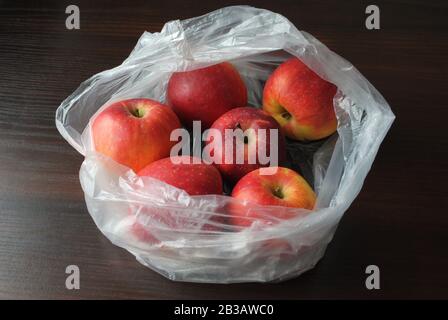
[130,108,145,118]
[272,186,284,199]
[281,111,291,120]
[235,123,249,144]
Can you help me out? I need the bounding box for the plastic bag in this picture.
[55,6,394,283]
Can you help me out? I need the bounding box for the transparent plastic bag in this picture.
[55,6,394,283]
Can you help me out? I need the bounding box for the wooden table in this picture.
[1,0,447,299]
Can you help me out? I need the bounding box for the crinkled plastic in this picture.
[55,6,394,283]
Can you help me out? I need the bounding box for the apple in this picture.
[92,98,181,173]
[263,57,337,141]
[129,156,225,242]
[206,107,286,183]
[230,167,316,227]
[167,62,247,128]
[137,155,223,196]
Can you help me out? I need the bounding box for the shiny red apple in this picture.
[138,156,223,196]
[167,62,247,128]
[230,167,316,227]
[205,107,286,183]
[92,98,181,173]
[263,57,337,141]
[129,156,224,242]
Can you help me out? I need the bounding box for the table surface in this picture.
[1,0,447,299]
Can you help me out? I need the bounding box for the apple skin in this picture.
[206,107,286,183]
[263,57,337,141]
[92,98,181,173]
[167,62,247,128]
[230,167,316,227]
[129,156,225,242]
[137,156,223,196]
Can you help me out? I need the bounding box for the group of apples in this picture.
[92,57,337,237]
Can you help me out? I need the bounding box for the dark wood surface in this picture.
[1,0,447,299]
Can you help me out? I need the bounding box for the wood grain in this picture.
[0,0,447,299]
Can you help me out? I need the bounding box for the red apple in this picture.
[263,57,337,141]
[129,156,225,242]
[205,107,286,183]
[167,62,247,128]
[230,167,316,227]
[138,156,223,196]
[92,98,181,173]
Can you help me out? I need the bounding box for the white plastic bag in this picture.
[55,6,394,283]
